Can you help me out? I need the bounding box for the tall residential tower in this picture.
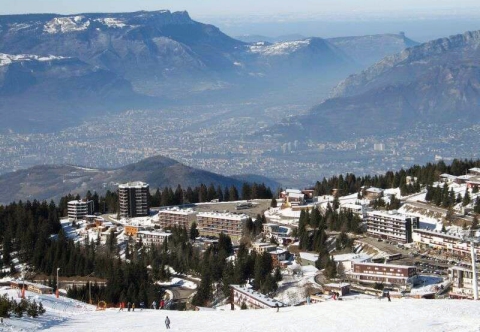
[118,181,149,218]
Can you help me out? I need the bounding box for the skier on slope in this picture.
[165,316,171,329]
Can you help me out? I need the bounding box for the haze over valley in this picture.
[0,8,479,188]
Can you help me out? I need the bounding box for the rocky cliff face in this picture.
[263,30,480,142]
[327,33,418,67]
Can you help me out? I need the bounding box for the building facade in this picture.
[365,211,419,243]
[118,181,149,218]
[67,200,94,221]
[137,231,171,246]
[196,212,248,240]
[449,265,480,299]
[156,207,197,230]
[348,262,417,286]
[412,229,480,258]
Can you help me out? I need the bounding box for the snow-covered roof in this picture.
[158,207,197,215]
[230,285,284,307]
[118,181,149,189]
[366,210,416,221]
[299,252,318,262]
[285,189,302,194]
[469,167,480,173]
[457,175,474,180]
[333,253,371,263]
[288,193,305,199]
[440,173,457,179]
[324,283,350,288]
[137,231,171,237]
[365,187,384,193]
[197,211,249,220]
[353,262,415,270]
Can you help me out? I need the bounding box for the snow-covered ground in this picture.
[0,287,95,332]
[275,265,319,305]
[1,293,478,332]
[157,278,197,290]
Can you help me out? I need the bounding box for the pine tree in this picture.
[189,222,199,242]
[324,256,337,279]
[462,188,471,206]
[270,198,277,208]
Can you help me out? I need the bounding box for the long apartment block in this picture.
[365,210,419,243]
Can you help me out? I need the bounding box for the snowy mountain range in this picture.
[0,10,363,132]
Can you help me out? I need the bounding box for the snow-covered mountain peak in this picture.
[249,39,311,56]
[44,16,91,34]
[0,53,68,66]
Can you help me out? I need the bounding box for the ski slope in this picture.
[1,289,479,332]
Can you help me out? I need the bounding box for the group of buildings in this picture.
[154,207,249,240]
[439,167,480,189]
[68,181,150,221]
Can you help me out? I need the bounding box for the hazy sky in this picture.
[2,0,480,17]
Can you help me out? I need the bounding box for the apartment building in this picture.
[137,231,171,246]
[118,181,149,218]
[156,207,197,229]
[68,200,94,221]
[196,211,249,240]
[449,265,480,299]
[348,262,417,286]
[365,211,419,243]
[412,229,480,258]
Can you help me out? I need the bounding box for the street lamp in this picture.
[87,272,95,304]
[56,268,60,299]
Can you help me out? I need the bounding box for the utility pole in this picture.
[470,241,478,300]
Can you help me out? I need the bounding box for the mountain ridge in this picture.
[0,155,279,204]
[263,29,480,142]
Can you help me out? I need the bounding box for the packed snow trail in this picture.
[1,298,477,332]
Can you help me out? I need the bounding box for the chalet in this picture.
[269,248,289,267]
[251,242,277,254]
[439,174,457,184]
[468,167,480,176]
[280,189,306,206]
[466,177,480,190]
[363,187,384,200]
[324,283,350,296]
[456,175,474,184]
[230,285,284,309]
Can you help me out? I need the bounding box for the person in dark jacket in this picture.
[165,316,171,329]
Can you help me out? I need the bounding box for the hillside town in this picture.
[4,163,475,318]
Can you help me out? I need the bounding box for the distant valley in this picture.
[1,10,479,188]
